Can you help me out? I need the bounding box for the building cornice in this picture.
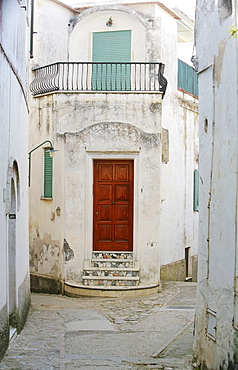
[71,1,180,19]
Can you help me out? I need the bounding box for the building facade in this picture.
[0,0,30,359]
[193,0,238,368]
[29,0,198,297]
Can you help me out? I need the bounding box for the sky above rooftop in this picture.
[60,0,196,21]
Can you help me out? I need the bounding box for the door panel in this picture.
[99,164,113,181]
[98,185,113,202]
[98,225,112,241]
[115,184,129,201]
[114,205,129,221]
[93,160,133,251]
[99,205,112,221]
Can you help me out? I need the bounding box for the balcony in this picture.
[29,62,167,98]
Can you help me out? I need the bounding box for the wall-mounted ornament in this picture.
[106,17,113,27]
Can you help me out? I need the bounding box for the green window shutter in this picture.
[44,148,53,198]
[92,30,131,91]
[178,59,198,97]
[193,169,199,212]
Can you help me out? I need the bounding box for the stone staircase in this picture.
[82,251,140,287]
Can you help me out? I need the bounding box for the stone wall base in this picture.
[0,273,30,361]
[0,304,9,360]
[160,255,198,282]
[30,273,63,295]
[17,273,31,332]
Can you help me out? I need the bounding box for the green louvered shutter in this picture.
[92,30,131,91]
[44,148,53,198]
[193,169,199,212]
[178,59,198,97]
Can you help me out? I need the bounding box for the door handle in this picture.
[112,202,115,204]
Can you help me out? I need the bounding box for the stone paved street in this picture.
[0,282,196,369]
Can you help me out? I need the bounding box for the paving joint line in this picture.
[151,318,194,358]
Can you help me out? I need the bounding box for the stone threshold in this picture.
[91,258,133,262]
[83,276,139,280]
[64,280,160,298]
[85,267,139,271]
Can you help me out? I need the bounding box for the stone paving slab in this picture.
[0,282,196,370]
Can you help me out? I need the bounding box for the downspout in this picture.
[30,0,34,58]
[234,0,238,298]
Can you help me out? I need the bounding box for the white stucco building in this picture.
[29,0,198,297]
[193,0,238,368]
[0,0,30,359]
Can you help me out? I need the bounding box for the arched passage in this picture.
[6,160,20,329]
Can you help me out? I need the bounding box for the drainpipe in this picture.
[234,0,238,294]
[30,0,34,58]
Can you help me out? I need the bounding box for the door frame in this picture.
[85,151,139,261]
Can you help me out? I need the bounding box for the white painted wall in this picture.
[160,91,198,267]
[193,0,238,368]
[0,0,30,351]
[33,0,74,66]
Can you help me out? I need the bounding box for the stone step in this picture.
[64,281,159,298]
[85,267,139,272]
[92,252,133,261]
[83,269,139,278]
[91,260,134,268]
[83,276,139,281]
[83,276,139,287]
[82,251,139,288]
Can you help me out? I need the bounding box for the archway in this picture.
[7,160,20,333]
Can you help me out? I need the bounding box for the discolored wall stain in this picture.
[218,0,232,21]
[63,238,74,261]
[29,232,60,276]
[214,40,226,88]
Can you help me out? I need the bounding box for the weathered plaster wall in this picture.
[29,0,198,288]
[193,0,238,368]
[0,0,30,359]
[62,120,161,284]
[160,91,198,270]
[33,0,75,66]
[29,92,162,285]
[50,93,162,133]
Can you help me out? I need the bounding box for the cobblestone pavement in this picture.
[0,282,197,370]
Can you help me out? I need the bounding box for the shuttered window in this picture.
[44,148,53,198]
[92,30,131,91]
[193,169,199,212]
[178,59,198,97]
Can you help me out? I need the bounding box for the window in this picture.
[92,30,131,91]
[43,148,53,198]
[178,59,198,97]
[193,169,199,211]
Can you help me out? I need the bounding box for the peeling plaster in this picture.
[214,39,226,88]
[218,0,232,21]
[60,121,161,151]
[30,233,60,276]
[63,239,74,262]
[70,5,148,31]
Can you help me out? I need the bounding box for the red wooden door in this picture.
[93,160,134,251]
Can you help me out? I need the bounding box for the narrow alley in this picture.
[0,282,196,370]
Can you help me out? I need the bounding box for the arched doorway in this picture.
[7,160,19,334]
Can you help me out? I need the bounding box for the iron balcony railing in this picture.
[30,62,167,98]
